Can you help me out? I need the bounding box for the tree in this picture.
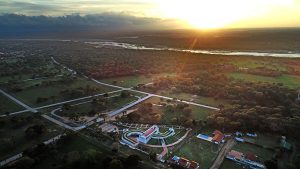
[108,159,123,169]
[149,152,157,162]
[99,113,109,122]
[125,154,141,167]
[265,160,279,169]
[64,151,81,164]
[183,107,192,117]
[120,91,130,98]
[62,103,71,111]
[17,156,35,169]
[111,142,119,153]
[25,124,46,139]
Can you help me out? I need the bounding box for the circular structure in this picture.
[121,126,176,147]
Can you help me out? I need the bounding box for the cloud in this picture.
[0,0,158,16]
[0,13,182,36]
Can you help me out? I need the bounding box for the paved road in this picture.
[150,94,220,110]
[36,89,123,110]
[0,89,38,113]
[0,90,122,117]
[91,80,219,111]
[108,95,153,117]
[52,57,220,111]
[210,139,236,169]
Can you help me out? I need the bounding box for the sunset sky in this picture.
[1,0,300,29]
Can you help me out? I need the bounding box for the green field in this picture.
[0,62,70,84]
[157,90,230,107]
[11,76,117,107]
[229,73,300,89]
[232,60,288,71]
[173,137,219,169]
[101,75,153,88]
[101,73,176,88]
[244,134,280,149]
[0,114,62,161]
[0,94,24,114]
[161,104,214,123]
[220,160,244,169]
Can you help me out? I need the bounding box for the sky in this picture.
[0,0,300,29]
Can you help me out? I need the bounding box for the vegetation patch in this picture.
[0,94,25,114]
[6,76,116,107]
[0,114,62,161]
[229,73,300,89]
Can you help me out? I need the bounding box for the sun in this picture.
[157,0,264,29]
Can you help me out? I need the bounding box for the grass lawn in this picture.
[0,94,24,114]
[11,76,117,107]
[164,129,187,145]
[0,114,63,161]
[220,160,243,169]
[244,133,280,149]
[173,137,219,169]
[157,90,230,107]
[229,73,300,89]
[233,143,274,162]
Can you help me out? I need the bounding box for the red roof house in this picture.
[212,130,225,144]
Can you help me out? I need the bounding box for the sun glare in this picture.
[157,0,295,29]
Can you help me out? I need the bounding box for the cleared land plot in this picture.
[9,76,117,107]
[0,93,24,114]
[229,73,300,89]
[101,75,153,88]
[157,90,230,107]
[161,103,214,123]
[0,114,62,161]
[56,95,138,118]
[125,96,215,124]
[174,137,219,169]
[101,73,176,88]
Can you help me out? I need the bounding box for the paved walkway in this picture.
[144,129,192,148]
[210,139,236,169]
[108,95,153,117]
